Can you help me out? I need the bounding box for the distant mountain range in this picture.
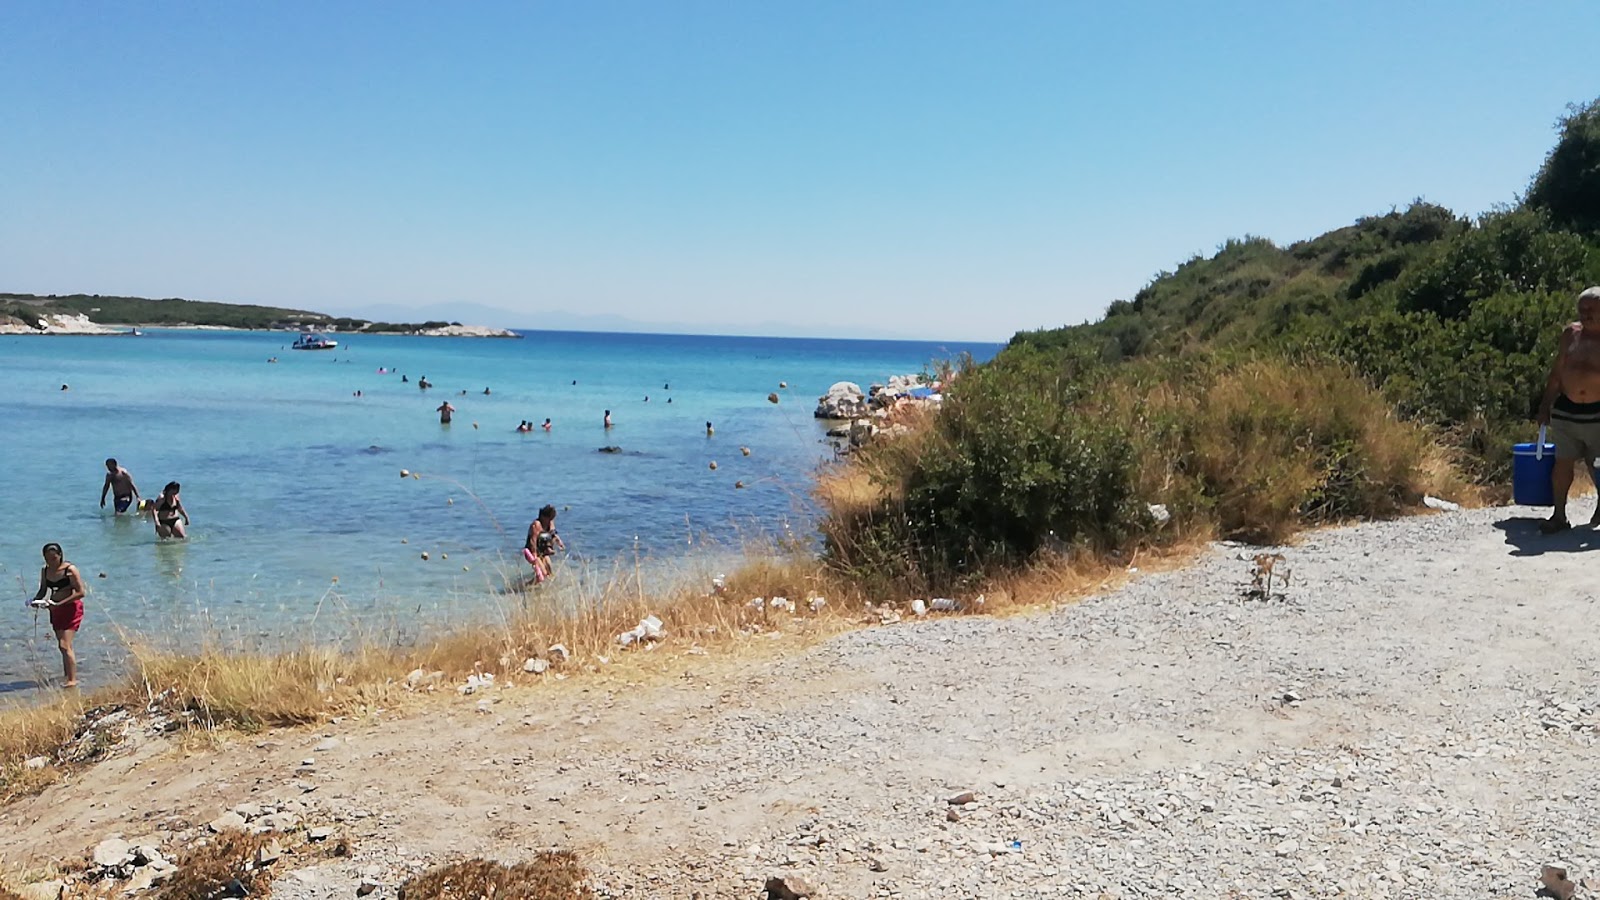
[324,301,927,341]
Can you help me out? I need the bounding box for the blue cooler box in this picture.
[1512,439,1557,506]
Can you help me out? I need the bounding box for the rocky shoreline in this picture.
[816,374,942,448]
[0,317,519,338]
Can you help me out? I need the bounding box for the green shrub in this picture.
[1395,209,1590,319]
[1527,98,1600,236]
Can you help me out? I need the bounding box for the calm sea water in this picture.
[0,328,999,694]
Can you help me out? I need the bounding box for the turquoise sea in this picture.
[0,328,1000,694]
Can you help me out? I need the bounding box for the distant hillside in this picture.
[0,293,485,334]
[0,293,338,330]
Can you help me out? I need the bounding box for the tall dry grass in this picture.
[818,351,1477,593]
[1110,356,1476,542]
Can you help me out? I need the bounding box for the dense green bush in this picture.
[1527,99,1600,236]
[821,351,1460,590]
[1394,209,1591,319]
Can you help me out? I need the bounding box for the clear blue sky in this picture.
[3,2,1596,340]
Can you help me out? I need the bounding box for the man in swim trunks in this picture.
[437,401,455,424]
[1536,286,1600,533]
[99,458,140,515]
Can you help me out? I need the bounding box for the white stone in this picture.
[92,837,133,868]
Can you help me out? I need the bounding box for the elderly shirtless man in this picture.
[1535,286,1600,533]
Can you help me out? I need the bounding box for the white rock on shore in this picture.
[0,313,125,335]
[411,324,520,338]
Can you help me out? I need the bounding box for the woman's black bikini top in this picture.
[45,569,71,591]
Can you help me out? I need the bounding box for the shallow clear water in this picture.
[0,328,998,694]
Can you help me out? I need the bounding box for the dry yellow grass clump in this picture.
[398,854,593,900]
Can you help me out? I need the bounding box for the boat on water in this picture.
[292,332,338,351]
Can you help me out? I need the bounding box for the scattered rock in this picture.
[255,839,283,866]
[232,802,264,821]
[547,643,570,663]
[307,826,335,842]
[357,879,380,896]
[124,867,158,894]
[1541,865,1578,900]
[209,811,247,834]
[23,756,48,770]
[17,881,64,900]
[815,381,867,419]
[946,808,961,822]
[523,657,549,674]
[868,857,889,873]
[946,791,978,806]
[618,614,665,647]
[763,874,817,899]
[257,812,301,832]
[315,737,340,752]
[92,837,134,868]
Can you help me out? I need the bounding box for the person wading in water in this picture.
[29,542,85,687]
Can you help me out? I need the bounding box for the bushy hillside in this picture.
[1012,99,1600,480]
[1,293,330,329]
[820,98,1600,592]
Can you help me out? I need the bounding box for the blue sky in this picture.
[3,2,1597,340]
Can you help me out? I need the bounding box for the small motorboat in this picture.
[292,331,338,351]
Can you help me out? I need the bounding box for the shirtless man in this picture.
[99,458,140,515]
[1535,286,1600,532]
[436,401,455,425]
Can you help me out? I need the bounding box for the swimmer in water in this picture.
[152,482,190,540]
[100,458,141,515]
[437,401,455,424]
[542,418,552,432]
[604,410,613,429]
[706,421,714,437]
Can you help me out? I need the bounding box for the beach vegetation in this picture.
[818,350,1463,589]
[398,854,593,900]
[1010,95,1600,484]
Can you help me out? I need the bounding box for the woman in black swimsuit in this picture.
[153,481,190,539]
[29,542,85,687]
[524,504,566,582]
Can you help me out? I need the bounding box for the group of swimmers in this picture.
[28,459,191,688]
[100,459,190,539]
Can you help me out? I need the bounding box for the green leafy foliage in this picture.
[1394,209,1591,319]
[1527,99,1600,235]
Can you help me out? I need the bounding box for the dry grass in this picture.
[1110,357,1477,543]
[0,688,103,800]
[398,854,593,900]
[128,644,404,730]
[153,832,274,900]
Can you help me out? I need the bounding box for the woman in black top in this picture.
[29,542,85,687]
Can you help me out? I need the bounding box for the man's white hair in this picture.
[1580,286,1600,304]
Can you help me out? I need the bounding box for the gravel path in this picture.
[5,503,1598,898]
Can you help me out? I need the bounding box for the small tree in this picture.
[1527,98,1600,236]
